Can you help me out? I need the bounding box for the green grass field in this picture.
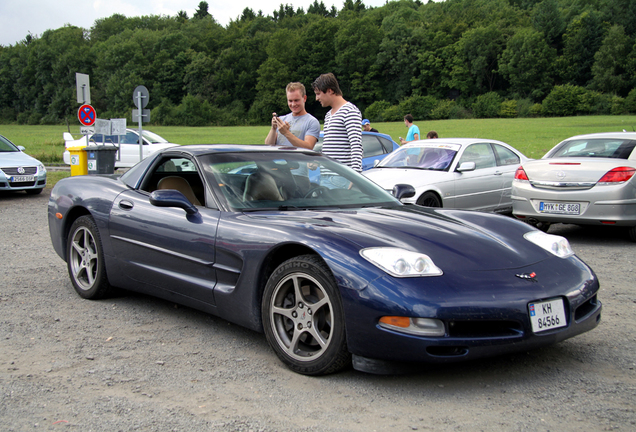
[4,115,635,188]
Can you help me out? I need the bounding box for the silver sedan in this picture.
[363,138,528,213]
[512,132,636,241]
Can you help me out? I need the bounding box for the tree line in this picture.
[1,0,636,127]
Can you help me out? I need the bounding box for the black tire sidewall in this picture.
[418,191,441,207]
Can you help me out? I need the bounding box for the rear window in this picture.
[549,139,636,159]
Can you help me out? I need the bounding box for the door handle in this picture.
[118,200,134,210]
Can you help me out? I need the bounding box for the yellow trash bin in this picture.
[68,146,88,176]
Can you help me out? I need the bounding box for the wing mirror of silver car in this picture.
[457,161,476,172]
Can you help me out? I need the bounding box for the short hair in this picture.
[312,73,342,96]
[286,82,306,97]
[427,130,438,139]
[404,114,414,123]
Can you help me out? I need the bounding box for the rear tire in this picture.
[262,255,350,375]
[66,215,112,299]
[417,191,442,208]
[628,226,636,242]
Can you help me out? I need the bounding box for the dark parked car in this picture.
[48,144,601,375]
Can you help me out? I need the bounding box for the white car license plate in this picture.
[10,175,34,182]
[529,298,567,333]
[539,201,580,215]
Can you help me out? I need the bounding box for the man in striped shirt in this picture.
[312,73,363,172]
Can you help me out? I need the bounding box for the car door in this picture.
[108,156,220,305]
[453,143,505,211]
[118,131,146,166]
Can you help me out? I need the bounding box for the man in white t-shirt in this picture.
[265,82,320,150]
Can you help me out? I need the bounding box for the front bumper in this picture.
[0,167,47,191]
[342,256,601,369]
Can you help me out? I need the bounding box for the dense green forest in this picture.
[1,0,636,126]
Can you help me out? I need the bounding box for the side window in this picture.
[121,132,141,144]
[493,144,520,166]
[459,143,496,169]
[141,157,207,207]
[89,134,118,144]
[361,136,384,158]
[377,137,393,154]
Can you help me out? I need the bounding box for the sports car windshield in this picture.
[200,151,400,211]
[378,143,459,170]
[549,138,636,159]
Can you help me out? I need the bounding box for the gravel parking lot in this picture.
[1,190,635,432]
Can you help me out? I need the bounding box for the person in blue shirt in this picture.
[399,114,420,145]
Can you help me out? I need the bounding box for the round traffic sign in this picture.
[78,104,96,126]
[132,85,149,108]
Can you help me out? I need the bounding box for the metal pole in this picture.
[137,91,143,161]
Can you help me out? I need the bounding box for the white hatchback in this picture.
[63,129,179,168]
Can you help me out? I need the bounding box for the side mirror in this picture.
[373,159,380,167]
[150,189,199,215]
[457,161,476,172]
[392,184,416,200]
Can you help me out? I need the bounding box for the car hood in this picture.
[363,168,450,189]
[248,205,547,272]
[524,157,636,182]
[0,152,41,167]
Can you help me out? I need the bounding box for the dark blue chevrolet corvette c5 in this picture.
[48,144,602,375]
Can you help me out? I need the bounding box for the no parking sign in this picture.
[78,104,96,126]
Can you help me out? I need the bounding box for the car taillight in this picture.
[514,166,529,181]
[597,167,636,184]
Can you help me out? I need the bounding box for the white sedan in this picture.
[63,129,178,168]
[363,138,528,213]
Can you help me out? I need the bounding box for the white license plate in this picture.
[539,201,580,215]
[10,175,34,182]
[529,298,567,333]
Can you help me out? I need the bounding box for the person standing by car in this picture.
[361,119,378,133]
[312,73,363,172]
[399,114,420,145]
[265,82,320,150]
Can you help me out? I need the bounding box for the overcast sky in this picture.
[0,0,393,47]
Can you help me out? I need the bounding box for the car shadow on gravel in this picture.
[548,223,633,245]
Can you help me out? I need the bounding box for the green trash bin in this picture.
[85,145,118,175]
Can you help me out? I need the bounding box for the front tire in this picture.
[66,215,112,299]
[262,255,350,375]
[417,191,442,207]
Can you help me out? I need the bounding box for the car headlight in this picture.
[360,247,443,277]
[38,163,46,174]
[524,231,574,258]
